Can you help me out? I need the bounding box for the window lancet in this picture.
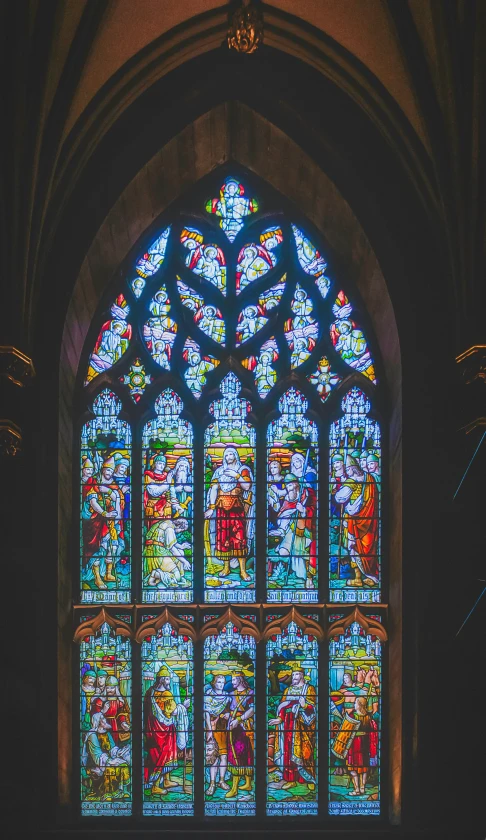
[75,171,387,821]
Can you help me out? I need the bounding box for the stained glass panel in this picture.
[80,390,131,603]
[291,224,331,299]
[267,622,318,815]
[206,177,258,241]
[178,279,225,344]
[242,337,278,398]
[329,621,381,815]
[143,286,177,369]
[284,284,318,368]
[235,278,285,346]
[330,292,376,382]
[329,388,381,602]
[236,227,282,293]
[182,337,219,399]
[267,389,318,601]
[181,227,226,294]
[308,356,342,402]
[120,358,151,402]
[85,295,131,384]
[204,373,256,602]
[204,622,256,816]
[142,625,194,815]
[136,226,171,278]
[142,390,193,603]
[80,624,132,815]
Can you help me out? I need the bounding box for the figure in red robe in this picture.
[345,696,378,796]
[144,668,190,796]
[144,454,171,528]
[334,456,379,586]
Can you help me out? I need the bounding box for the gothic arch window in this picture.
[75,169,388,821]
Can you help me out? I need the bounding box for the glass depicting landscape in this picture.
[328,622,381,815]
[80,624,132,815]
[204,374,256,602]
[142,624,194,816]
[329,388,381,603]
[80,390,131,603]
[204,622,256,816]
[142,390,193,603]
[267,389,318,602]
[267,622,318,815]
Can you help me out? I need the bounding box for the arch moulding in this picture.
[59,100,402,822]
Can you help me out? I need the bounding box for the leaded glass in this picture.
[120,358,151,402]
[236,227,282,293]
[206,177,258,241]
[329,620,381,815]
[308,355,341,402]
[143,286,177,369]
[80,390,131,603]
[242,337,278,398]
[204,373,256,602]
[142,624,194,815]
[136,226,171,278]
[267,622,318,815]
[291,224,331,299]
[80,624,132,815]
[329,388,381,602]
[86,295,131,383]
[142,390,193,603]
[284,284,318,368]
[181,227,226,294]
[266,389,318,601]
[182,337,219,398]
[204,622,256,815]
[236,278,285,346]
[178,279,225,344]
[330,292,376,382]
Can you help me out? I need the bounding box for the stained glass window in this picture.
[328,615,382,815]
[79,621,132,815]
[266,620,318,815]
[76,171,387,822]
[142,622,194,815]
[204,621,256,816]
[142,390,193,603]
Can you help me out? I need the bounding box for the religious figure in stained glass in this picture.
[236,227,282,293]
[80,624,132,815]
[206,177,258,241]
[143,286,177,369]
[178,280,225,344]
[136,226,171,278]
[204,373,255,601]
[267,623,318,815]
[182,338,219,398]
[330,292,376,382]
[86,295,132,383]
[267,389,318,601]
[142,390,193,602]
[284,285,318,368]
[329,389,381,603]
[80,390,131,602]
[181,227,226,294]
[291,224,331,299]
[329,620,381,815]
[204,623,256,815]
[242,337,278,398]
[142,624,193,815]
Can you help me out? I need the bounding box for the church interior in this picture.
[1,1,484,837]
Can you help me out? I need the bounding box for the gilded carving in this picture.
[228,0,263,54]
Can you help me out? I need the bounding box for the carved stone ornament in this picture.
[227,0,263,54]
[0,346,35,387]
[0,420,22,457]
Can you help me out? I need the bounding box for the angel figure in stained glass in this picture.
[205,178,258,242]
[183,344,219,398]
[181,228,226,293]
[86,296,131,383]
[284,286,318,368]
[292,224,330,298]
[330,292,376,382]
[194,305,225,344]
[236,304,267,344]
